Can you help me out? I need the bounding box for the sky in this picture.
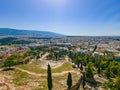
[0,0,120,36]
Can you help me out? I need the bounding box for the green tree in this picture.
[82,73,86,89]
[47,64,52,90]
[105,66,111,78]
[4,59,15,68]
[93,45,97,52]
[54,51,58,61]
[86,64,93,79]
[97,65,101,74]
[114,77,120,90]
[86,56,89,64]
[67,72,72,89]
[80,62,83,71]
[77,60,80,68]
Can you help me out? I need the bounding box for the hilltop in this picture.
[0,28,65,37]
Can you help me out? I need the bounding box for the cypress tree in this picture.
[80,62,83,71]
[67,72,72,89]
[82,73,86,89]
[47,64,52,90]
[86,65,93,79]
[97,65,101,74]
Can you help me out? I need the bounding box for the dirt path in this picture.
[28,59,34,65]
[39,53,69,69]
[39,53,49,61]
[28,53,49,65]
[13,66,80,77]
[94,74,107,83]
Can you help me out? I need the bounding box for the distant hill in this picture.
[0,28,65,37]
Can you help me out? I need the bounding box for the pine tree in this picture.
[47,64,52,90]
[67,72,72,89]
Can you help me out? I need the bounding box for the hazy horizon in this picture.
[0,0,120,36]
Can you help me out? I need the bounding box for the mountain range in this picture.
[0,28,64,37]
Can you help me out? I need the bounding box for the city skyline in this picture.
[0,0,120,36]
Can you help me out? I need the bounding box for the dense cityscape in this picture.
[0,36,120,90]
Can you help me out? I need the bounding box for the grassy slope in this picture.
[0,68,79,90]
[0,61,78,90]
[17,62,73,74]
[0,69,47,90]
